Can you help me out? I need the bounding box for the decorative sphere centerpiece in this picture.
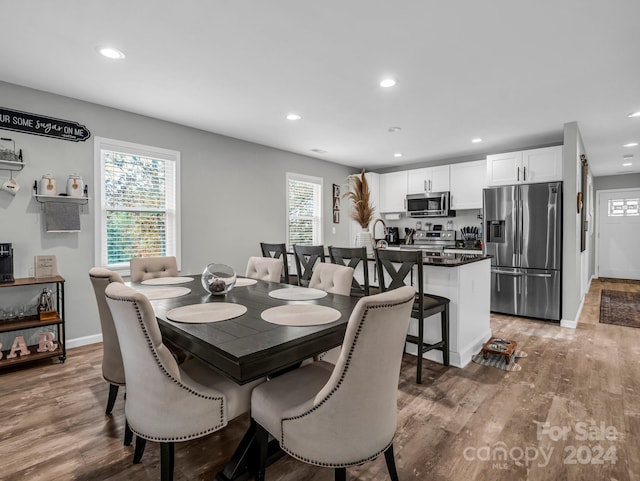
[201,263,237,295]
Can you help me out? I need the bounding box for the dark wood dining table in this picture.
[138,275,361,481]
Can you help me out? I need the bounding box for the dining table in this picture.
[130,274,361,481]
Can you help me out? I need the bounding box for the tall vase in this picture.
[355,228,374,256]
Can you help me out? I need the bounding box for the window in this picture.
[608,198,639,217]
[286,173,323,248]
[94,137,180,273]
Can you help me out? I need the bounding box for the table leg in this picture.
[215,419,285,481]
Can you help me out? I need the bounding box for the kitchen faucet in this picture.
[371,218,386,240]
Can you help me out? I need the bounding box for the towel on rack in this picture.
[44,202,81,232]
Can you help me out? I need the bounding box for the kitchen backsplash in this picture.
[382,209,482,242]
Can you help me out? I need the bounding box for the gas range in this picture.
[412,230,456,251]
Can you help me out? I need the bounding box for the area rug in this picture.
[472,350,527,372]
[600,289,640,328]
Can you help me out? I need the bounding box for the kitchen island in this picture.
[358,250,492,368]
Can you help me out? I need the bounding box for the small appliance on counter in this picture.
[0,243,14,283]
[385,227,400,245]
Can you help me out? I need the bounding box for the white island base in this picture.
[404,257,492,368]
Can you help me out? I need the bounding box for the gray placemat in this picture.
[268,287,328,301]
[235,278,258,287]
[261,304,341,326]
[135,286,191,300]
[167,303,247,323]
[141,276,194,285]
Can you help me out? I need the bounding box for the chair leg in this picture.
[335,467,346,481]
[106,384,119,415]
[133,437,147,464]
[160,442,175,481]
[124,420,134,446]
[384,443,400,481]
[441,306,450,366]
[416,316,424,384]
[255,422,269,481]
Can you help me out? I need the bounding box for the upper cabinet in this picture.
[450,160,486,210]
[486,145,562,186]
[407,165,450,194]
[379,171,408,213]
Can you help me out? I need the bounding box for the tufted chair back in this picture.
[251,286,415,479]
[245,256,284,283]
[129,256,178,282]
[89,267,125,386]
[308,263,354,296]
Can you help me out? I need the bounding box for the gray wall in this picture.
[0,81,355,344]
[593,173,640,192]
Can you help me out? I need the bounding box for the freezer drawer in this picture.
[490,268,561,321]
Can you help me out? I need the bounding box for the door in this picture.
[429,165,450,192]
[450,160,486,209]
[490,267,521,316]
[521,146,562,184]
[486,151,522,186]
[484,185,517,268]
[519,182,562,270]
[519,268,561,320]
[598,189,640,279]
[379,171,408,213]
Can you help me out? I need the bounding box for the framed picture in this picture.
[332,183,340,224]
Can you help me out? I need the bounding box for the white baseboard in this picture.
[560,319,578,329]
[562,274,595,329]
[66,333,103,349]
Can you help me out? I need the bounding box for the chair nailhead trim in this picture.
[280,294,413,467]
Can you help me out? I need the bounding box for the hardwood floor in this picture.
[1,278,639,480]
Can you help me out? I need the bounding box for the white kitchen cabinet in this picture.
[407,165,450,194]
[486,145,562,186]
[450,160,486,210]
[379,171,407,213]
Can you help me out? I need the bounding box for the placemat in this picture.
[141,276,194,285]
[268,287,328,301]
[235,278,258,287]
[136,286,191,300]
[167,303,247,323]
[261,304,341,326]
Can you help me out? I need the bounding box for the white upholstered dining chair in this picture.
[246,256,284,283]
[308,263,354,364]
[88,267,137,446]
[251,286,415,481]
[104,282,264,481]
[129,256,178,282]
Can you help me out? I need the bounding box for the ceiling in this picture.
[2,1,639,176]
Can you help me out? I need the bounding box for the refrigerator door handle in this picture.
[524,272,553,278]
[517,166,520,182]
[492,269,524,276]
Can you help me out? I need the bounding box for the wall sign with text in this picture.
[333,184,340,224]
[0,107,91,142]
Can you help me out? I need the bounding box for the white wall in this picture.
[0,81,355,345]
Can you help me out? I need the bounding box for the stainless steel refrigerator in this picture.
[483,182,562,321]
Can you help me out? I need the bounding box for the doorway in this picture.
[596,188,640,280]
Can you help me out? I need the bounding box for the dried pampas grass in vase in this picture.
[343,170,375,254]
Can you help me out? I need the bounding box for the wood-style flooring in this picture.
[1,278,639,480]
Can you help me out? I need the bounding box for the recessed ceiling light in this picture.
[623,162,633,167]
[623,142,638,147]
[380,78,397,88]
[388,126,402,133]
[286,114,301,121]
[471,138,483,143]
[628,111,640,118]
[97,46,126,59]
[394,153,403,158]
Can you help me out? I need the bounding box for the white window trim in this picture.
[286,172,323,249]
[94,136,181,275]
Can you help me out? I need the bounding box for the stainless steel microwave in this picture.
[406,191,451,217]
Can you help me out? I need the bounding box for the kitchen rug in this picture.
[167,303,247,323]
[472,350,527,372]
[261,304,340,326]
[600,289,640,328]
